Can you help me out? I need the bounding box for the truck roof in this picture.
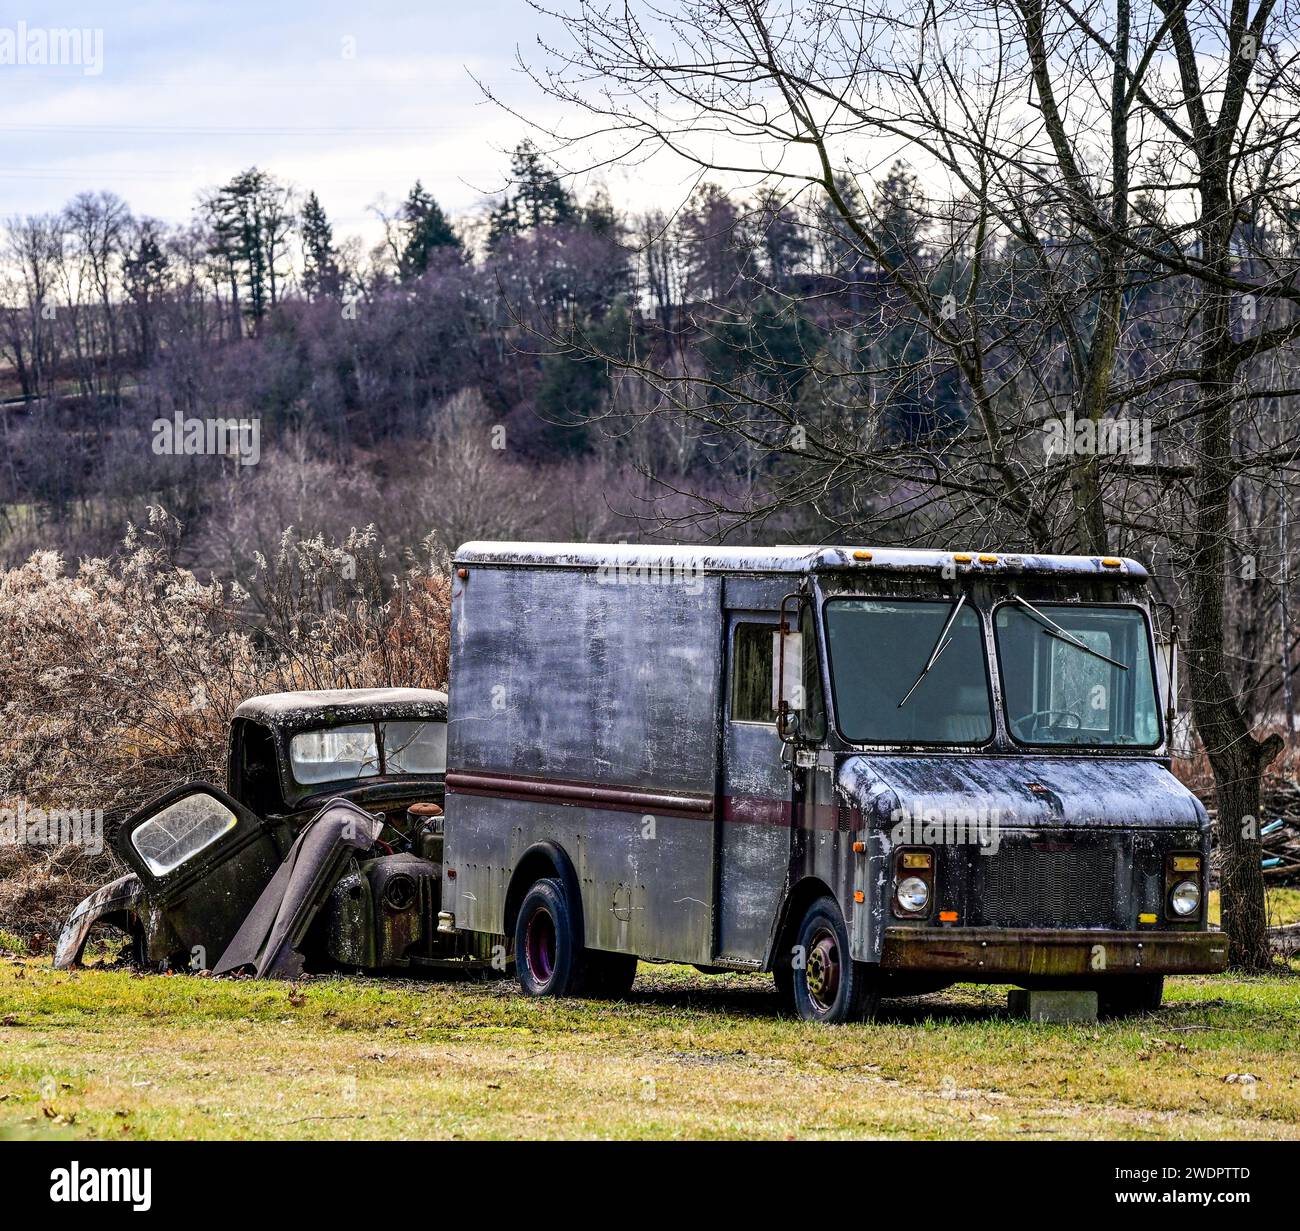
[454,542,1148,580]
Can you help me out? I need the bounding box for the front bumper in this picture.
[880,927,1227,979]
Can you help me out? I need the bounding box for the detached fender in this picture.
[53,873,143,969]
[212,798,384,979]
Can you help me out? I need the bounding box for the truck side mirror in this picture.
[1153,601,1179,740]
[773,625,805,742]
[1155,640,1177,717]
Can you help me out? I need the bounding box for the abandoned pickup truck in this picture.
[438,543,1227,1022]
[55,688,498,977]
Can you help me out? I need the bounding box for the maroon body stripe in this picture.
[446,770,860,832]
[445,770,715,818]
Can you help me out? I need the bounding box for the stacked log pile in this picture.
[1196,773,1300,887]
[1252,777,1300,886]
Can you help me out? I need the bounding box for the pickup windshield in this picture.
[825,598,993,744]
[289,720,448,785]
[995,603,1160,746]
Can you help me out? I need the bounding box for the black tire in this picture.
[1098,975,1164,1018]
[514,878,585,997]
[584,950,638,999]
[791,896,881,1024]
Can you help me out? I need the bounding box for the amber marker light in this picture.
[851,840,866,853]
[953,552,972,563]
[853,890,865,903]
[901,851,932,869]
[938,910,958,923]
[1138,913,1157,925]
[978,553,998,563]
[1171,855,1202,872]
[852,549,873,561]
[1101,558,1123,568]
[456,568,468,579]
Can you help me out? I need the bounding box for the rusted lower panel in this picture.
[880,927,1227,977]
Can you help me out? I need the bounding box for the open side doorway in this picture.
[715,611,795,963]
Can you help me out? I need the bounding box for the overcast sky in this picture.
[0,1,665,242]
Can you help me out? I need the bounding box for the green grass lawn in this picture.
[1,957,1297,1141]
[1208,885,1300,928]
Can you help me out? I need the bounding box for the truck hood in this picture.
[837,755,1208,834]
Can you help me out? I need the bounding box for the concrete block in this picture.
[1007,988,1098,1023]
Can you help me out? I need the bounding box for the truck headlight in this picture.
[1169,879,1201,917]
[896,876,930,913]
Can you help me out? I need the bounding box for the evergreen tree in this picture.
[121,217,170,366]
[398,180,461,280]
[870,161,925,271]
[203,167,294,329]
[582,186,619,238]
[677,182,747,302]
[534,299,631,456]
[300,190,340,298]
[488,140,577,247]
[751,188,809,286]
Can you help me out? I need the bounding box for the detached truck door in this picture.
[117,782,283,970]
[717,613,793,962]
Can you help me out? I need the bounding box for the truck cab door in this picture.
[116,782,283,970]
[717,613,794,962]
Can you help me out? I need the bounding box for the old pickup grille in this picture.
[973,845,1119,928]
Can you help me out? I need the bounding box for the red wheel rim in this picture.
[805,928,841,1012]
[525,906,557,985]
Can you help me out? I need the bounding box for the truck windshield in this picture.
[825,598,993,744]
[994,603,1160,746]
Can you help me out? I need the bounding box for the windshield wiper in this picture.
[898,593,967,708]
[1010,594,1128,670]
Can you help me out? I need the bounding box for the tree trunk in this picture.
[1185,188,1279,971]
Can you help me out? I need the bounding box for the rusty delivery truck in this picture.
[437,542,1226,1022]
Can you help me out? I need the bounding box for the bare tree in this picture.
[512,0,1300,967]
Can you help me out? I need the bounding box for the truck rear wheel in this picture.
[515,878,585,997]
[792,896,881,1024]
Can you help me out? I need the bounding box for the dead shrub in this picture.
[0,507,451,947]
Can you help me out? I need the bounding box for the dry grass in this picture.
[2,960,1298,1141]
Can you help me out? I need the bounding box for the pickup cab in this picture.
[55,688,498,976]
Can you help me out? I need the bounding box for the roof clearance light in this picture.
[978,554,998,564]
[1101,558,1123,568]
[853,550,873,561]
[953,553,972,564]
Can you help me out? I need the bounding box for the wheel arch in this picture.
[766,876,837,970]
[504,841,584,942]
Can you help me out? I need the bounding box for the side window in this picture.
[731,623,777,723]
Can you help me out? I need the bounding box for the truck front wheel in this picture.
[792,896,881,1024]
[1097,975,1164,1018]
[515,878,584,997]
